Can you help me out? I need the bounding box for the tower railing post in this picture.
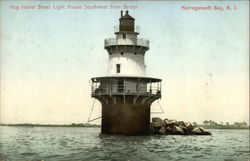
[110,77,111,96]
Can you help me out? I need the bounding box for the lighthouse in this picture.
[91,11,162,135]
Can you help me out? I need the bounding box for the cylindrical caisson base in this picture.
[101,102,151,135]
[91,76,162,135]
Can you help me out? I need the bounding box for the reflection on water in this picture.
[0,126,249,161]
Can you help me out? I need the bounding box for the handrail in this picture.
[91,80,161,96]
[91,86,161,95]
[91,85,160,90]
[104,38,149,48]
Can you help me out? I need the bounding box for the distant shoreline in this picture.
[0,123,249,129]
[198,125,249,130]
[0,123,101,128]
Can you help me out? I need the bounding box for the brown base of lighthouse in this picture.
[102,103,150,135]
[94,95,159,135]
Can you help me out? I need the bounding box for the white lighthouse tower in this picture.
[91,11,162,135]
[106,11,146,77]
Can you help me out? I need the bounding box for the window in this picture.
[116,64,121,73]
[123,34,126,39]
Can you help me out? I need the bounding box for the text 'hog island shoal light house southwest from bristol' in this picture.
[91,11,162,135]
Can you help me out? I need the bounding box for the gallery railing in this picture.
[104,38,149,48]
[91,84,161,96]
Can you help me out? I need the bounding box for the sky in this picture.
[0,0,249,125]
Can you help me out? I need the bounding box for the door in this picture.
[117,79,124,93]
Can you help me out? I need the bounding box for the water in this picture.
[0,126,249,161]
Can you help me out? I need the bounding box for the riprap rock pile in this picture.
[150,117,211,135]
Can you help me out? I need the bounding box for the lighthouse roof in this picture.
[122,14,134,19]
[120,10,134,20]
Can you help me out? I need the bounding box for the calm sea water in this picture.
[0,126,249,161]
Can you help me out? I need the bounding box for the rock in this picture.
[177,121,186,127]
[163,118,168,123]
[165,125,185,135]
[191,127,211,135]
[163,119,168,124]
[152,122,165,128]
[165,127,172,134]
[179,125,188,132]
[199,127,212,135]
[151,122,165,134]
[199,127,205,132]
[152,117,163,122]
[185,122,192,127]
[159,127,166,134]
[185,122,195,131]
[191,127,202,134]
[165,119,178,126]
[173,125,185,134]
[150,118,212,135]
